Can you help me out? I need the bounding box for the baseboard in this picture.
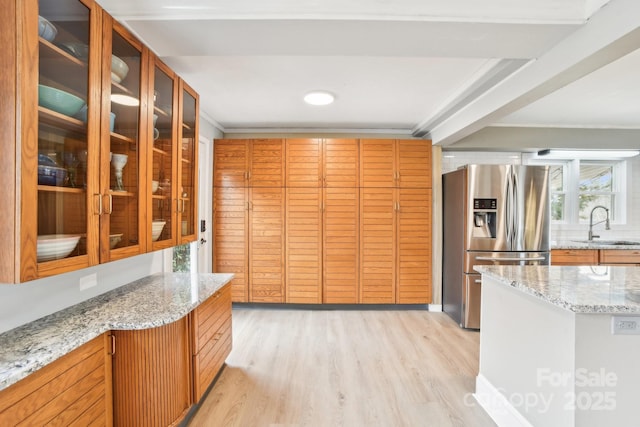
[474,374,533,427]
[428,304,442,312]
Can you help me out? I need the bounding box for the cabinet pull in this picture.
[397,202,400,212]
[109,334,116,356]
[181,199,186,213]
[246,201,250,211]
[94,194,102,215]
[106,193,113,214]
[176,198,181,213]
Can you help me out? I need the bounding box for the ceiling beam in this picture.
[428,0,640,146]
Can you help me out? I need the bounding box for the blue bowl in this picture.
[38,16,57,42]
[38,85,85,117]
[75,106,115,131]
[38,164,67,186]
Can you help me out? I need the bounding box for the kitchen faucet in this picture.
[588,205,610,241]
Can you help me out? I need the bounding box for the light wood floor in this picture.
[188,308,496,427]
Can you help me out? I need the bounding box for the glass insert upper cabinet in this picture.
[177,82,199,244]
[100,14,148,262]
[148,57,178,250]
[27,0,102,280]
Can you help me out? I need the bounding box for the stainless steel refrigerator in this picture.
[442,164,550,329]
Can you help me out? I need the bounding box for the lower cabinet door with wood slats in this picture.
[111,319,192,427]
[0,334,112,426]
[192,284,233,402]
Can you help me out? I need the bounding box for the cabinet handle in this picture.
[94,194,102,215]
[247,171,251,181]
[397,202,400,212]
[109,334,116,356]
[246,201,250,211]
[106,193,113,214]
[176,198,181,213]
[181,199,186,213]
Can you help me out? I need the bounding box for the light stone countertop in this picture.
[551,239,640,250]
[476,265,640,314]
[0,272,234,392]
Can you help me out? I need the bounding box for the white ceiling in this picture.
[97,0,640,146]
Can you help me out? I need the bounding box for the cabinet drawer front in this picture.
[0,335,108,425]
[600,249,640,264]
[195,286,232,352]
[550,249,598,265]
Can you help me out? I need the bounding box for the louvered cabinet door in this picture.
[323,187,359,303]
[0,335,111,426]
[286,187,323,303]
[214,139,248,187]
[214,186,249,302]
[286,138,322,187]
[397,188,432,303]
[250,139,285,187]
[360,187,396,303]
[323,138,359,188]
[397,140,432,188]
[249,187,285,302]
[360,139,396,188]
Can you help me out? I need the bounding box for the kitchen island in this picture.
[475,265,640,427]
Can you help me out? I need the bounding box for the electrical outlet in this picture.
[79,273,97,291]
[611,316,640,335]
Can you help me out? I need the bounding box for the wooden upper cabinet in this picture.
[177,80,199,243]
[250,139,284,187]
[360,139,396,188]
[214,140,248,187]
[286,138,322,187]
[323,138,359,188]
[397,140,432,188]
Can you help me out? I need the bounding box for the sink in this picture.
[572,240,640,246]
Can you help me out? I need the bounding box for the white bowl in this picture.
[37,234,81,262]
[111,55,129,83]
[109,233,123,249]
[38,16,57,42]
[152,220,166,241]
[152,180,159,193]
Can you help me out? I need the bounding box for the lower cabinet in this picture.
[111,319,192,427]
[550,249,599,265]
[599,249,640,265]
[192,284,233,402]
[0,334,112,426]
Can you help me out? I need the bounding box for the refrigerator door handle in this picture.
[475,256,547,262]
[505,172,512,248]
[512,171,519,248]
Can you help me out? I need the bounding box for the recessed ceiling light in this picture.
[304,91,335,106]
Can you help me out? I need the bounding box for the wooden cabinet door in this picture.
[550,249,598,265]
[250,139,284,187]
[249,187,285,302]
[192,284,232,402]
[323,138,359,188]
[397,140,432,188]
[214,139,248,187]
[323,187,359,303]
[286,138,322,187]
[360,187,396,303]
[286,187,323,303]
[397,188,432,303]
[214,186,248,302]
[360,139,396,188]
[599,249,640,265]
[177,80,199,243]
[0,334,112,426]
[112,319,192,427]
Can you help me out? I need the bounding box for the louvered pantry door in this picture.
[249,187,285,302]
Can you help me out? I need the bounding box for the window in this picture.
[529,158,627,225]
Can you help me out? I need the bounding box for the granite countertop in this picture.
[0,272,234,392]
[476,265,640,314]
[552,239,640,250]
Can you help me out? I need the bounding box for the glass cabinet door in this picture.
[36,0,97,272]
[178,83,199,243]
[102,18,145,260]
[150,60,177,248]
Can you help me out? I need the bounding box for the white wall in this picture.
[441,151,640,241]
